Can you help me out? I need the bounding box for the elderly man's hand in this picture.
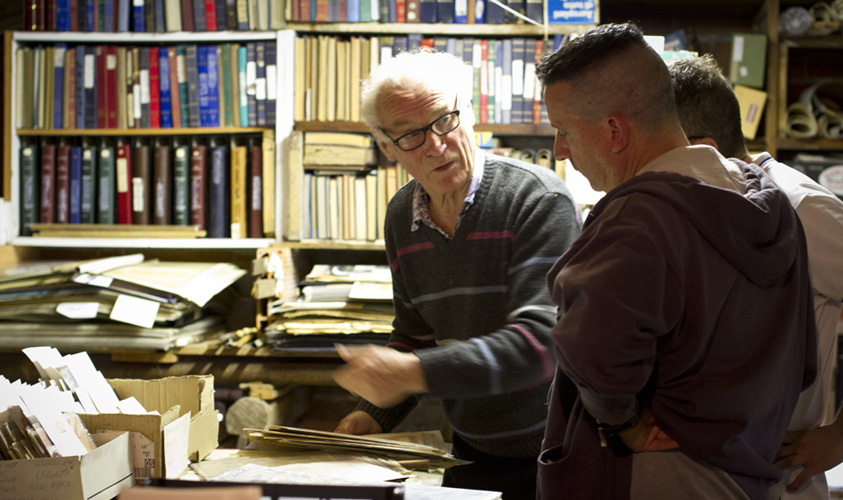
[332,344,428,408]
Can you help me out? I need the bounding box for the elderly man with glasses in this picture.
[331,49,582,499]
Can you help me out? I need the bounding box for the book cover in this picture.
[237,44,248,126]
[168,46,182,128]
[512,37,525,124]
[236,0,248,29]
[149,46,161,128]
[454,0,467,23]
[436,0,453,23]
[131,139,151,224]
[405,0,420,22]
[103,0,115,31]
[419,0,436,22]
[531,38,543,124]
[57,0,72,30]
[97,145,117,224]
[261,129,275,237]
[525,0,540,23]
[485,0,503,23]
[347,0,359,22]
[180,0,194,30]
[116,46,128,129]
[56,144,71,224]
[172,145,190,225]
[80,144,97,223]
[176,45,190,127]
[83,47,97,129]
[205,0,218,30]
[193,0,207,31]
[153,142,172,224]
[505,0,523,23]
[190,144,207,230]
[186,44,201,127]
[158,46,173,128]
[249,140,262,238]
[246,43,257,127]
[265,41,277,127]
[131,47,141,128]
[144,0,154,32]
[53,43,66,130]
[84,0,96,31]
[69,146,82,223]
[480,39,488,124]
[255,42,267,126]
[220,44,234,127]
[39,142,56,223]
[165,0,183,31]
[132,0,144,31]
[106,45,119,128]
[117,0,130,31]
[116,143,133,224]
[229,44,241,127]
[20,143,39,236]
[217,0,231,29]
[501,38,512,124]
[65,46,76,129]
[198,44,220,127]
[96,46,108,128]
[208,144,230,237]
[473,0,484,23]
[139,46,151,128]
[73,46,84,128]
[230,143,248,238]
[487,39,496,124]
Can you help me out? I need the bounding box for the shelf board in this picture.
[12,30,279,43]
[286,22,595,36]
[295,121,557,136]
[274,240,385,251]
[782,36,843,50]
[12,236,275,249]
[16,127,272,136]
[776,137,843,151]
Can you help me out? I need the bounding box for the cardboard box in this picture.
[730,33,767,90]
[77,375,218,480]
[0,431,133,500]
[734,84,768,139]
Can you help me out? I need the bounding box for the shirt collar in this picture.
[410,148,485,234]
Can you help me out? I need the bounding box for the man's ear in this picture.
[607,116,629,154]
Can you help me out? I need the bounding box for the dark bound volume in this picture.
[190,144,207,230]
[172,145,190,225]
[132,139,152,224]
[56,144,71,224]
[249,139,262,238]
[153,142,172,225]
[39,141,56,223]
[20,142,38,236]
[116,143,133,224]
[208,143,229,238]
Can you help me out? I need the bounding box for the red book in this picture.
[24,0,46,30]
[148,46,160,128]
[189,144,207,230]
[106,45,119,128]
[204,0,217,31]
[420,38,434,51]
[480,39,488,125]
[116,143,133,224]
[395,0,406,22]
[69,0,78,31]
[249,142,262,238]
[56,144,71,223]
[315,0,327,22]
[168,46,182,128]
[66,47,76,129]
[96,45,108,128]
[300,0,311,21]
[338,0,347,21]
[40,142,57,223]
[46,0,56,31]
[181,0,194,31]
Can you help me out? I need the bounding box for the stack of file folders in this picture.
[0,253,246,351]
[264,264,394,353]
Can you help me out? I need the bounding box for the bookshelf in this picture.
[3,29,296,249]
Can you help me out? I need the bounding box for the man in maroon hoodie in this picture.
[535,23,817,500]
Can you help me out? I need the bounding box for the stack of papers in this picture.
[263,265,394,352]
[0,254,245,350]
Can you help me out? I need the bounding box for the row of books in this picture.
[294,34,564,125]
[289,0,596,25]
[16,41,277,130]
[19,134,269,239]
[23,0,284,32]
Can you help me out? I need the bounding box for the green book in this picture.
[97,146,116,224]
[19,143,38,236]
[80,145,98,224]
[172,145,190,225]
[220,44,235,127]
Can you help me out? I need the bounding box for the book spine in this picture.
[230,143,247,238]
[133,0,145,31]
[190,144,207,229]
[106,45,119,128]
[20,143,39,235]
[168,46,182,128]
[40,142,56,223]
[172,145,190,225]
[249,141,262,238]
[56,144,71,223]
[186,44,201,127]
[80,145,97,223]
[97,146,116,223]
[265,41,276,127]
[208,144,230,237]
[53,44,66,129]
[116,143,133,224]
[149,46,161,128]
[131,141,151,224]
[237,45,248,126]
[255,42,266,126]
[158,46,173,128]
[69,146,82,223]
[153,143,171,224]
[181,0,195,31]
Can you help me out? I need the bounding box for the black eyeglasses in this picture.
[381,107,461,152]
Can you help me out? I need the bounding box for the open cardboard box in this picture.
[77,375,218,480]
[0,431,133,500]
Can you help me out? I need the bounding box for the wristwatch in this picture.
[596,411,641,447]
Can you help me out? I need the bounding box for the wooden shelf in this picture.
[275,240,385,251]
[287,22,595,37]
[11,30,280,43]
[17,127,273,136]
[776,138,843,151]
[295,121,557,136]
[12,236,274,249]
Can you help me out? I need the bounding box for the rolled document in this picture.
[808,2,840,35]
[818,113,843,139]
[786,102,819,139]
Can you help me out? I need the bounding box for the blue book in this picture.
[133,0,145,32]
[75,47,86,129]
[69,146,82,223]
[436,0,454,24]
[215,0,227,30]
[84,0,97,31]
[525,0,541,23]
[407,33,421,52]
[103,0,114,32]
[158,47,173,128]
[255,42,266,126]
[238,45,248,127]
[485,0,504,23]
[347,0,360,22]
[206,45,220,127]
[193,0,207,31]
[117,0,130,31]
[208,144,230,238]
[265,42,276,126]
[392,36,408,56]
[53,44,66,129]
[419,0,436,21]
[154,0,165,32]
[186,45,201,127]
[455,0,468,23]
[56,0,71,30]
[328,0,339,21]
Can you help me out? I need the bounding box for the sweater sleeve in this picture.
[417,191,581,399]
